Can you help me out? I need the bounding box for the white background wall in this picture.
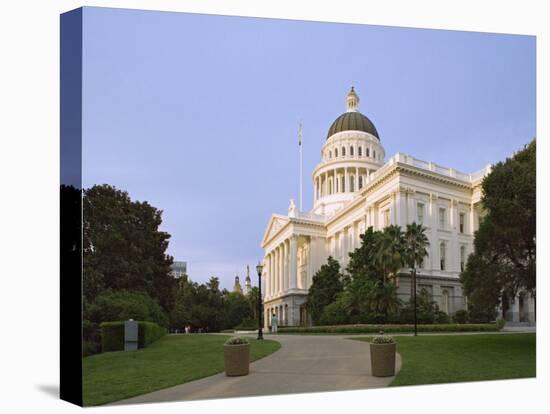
[0,1,548,414]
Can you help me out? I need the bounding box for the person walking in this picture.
[271,313,278,334]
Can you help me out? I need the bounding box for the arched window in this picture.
[373,150,376,159]
[358,175,363,190]
[350,176,355,192]
[342,147,346,156]
[366,148,370,157]
[440,242,446,270]
[350,146,354,156]
[329,150,332,159]
[335,148,338,157]
[358,146,362,156]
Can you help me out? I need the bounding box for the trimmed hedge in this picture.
[139,321,166,347]
[100,321,167,352]
[278,323,499,334]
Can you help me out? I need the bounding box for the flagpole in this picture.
[299,122,303,212]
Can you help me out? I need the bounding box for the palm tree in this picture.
[404,222,430,335]
[366,280,402,318]
[404,222,430,273]
[375,225,406,282]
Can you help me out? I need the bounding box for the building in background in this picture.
[233,275,243,294]
[244,265,252,295]
[260,87,534,327]
[170,261,187,279]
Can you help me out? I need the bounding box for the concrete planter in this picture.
[370,342,396,377]
[224,343,250,376]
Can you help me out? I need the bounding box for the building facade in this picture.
[233,275,243,294]
[260,87,534,327]
[170,261,187,279]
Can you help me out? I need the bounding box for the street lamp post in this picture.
[256,262,264,340]
[411,268,418,336]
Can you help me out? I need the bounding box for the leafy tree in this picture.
[318,298,350,325]
[170,275,254,331]
[222,292,253,329]
[346,227,383,283]
[206,276,220,292]
[83,184,176,312]
[246,286,260,321]
[461,140,536,308]
[306,257,344,324]
[86,290,168,327]
[466,302,498,323]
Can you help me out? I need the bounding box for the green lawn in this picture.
[83,334,281,406]
[355,333,535,386]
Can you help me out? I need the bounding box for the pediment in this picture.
[261,215,289,247]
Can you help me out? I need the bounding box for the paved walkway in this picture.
[113,334,401,405]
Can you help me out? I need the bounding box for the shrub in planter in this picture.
[370,333,396,377]
[224,337,250,376]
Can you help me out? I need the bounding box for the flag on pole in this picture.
[299,122,302,146]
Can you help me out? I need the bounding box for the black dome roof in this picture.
[327,111,380,140]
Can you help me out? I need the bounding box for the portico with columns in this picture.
[261,210,326,328]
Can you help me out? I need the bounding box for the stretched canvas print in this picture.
[60,6,536,407]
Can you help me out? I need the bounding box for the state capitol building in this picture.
[260,87,535,327]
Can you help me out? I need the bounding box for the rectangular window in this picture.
[417,202,424,224]
[439,207,446,229]
[460,245,466,271]
[459,213,465,233]
[440,242,446,270]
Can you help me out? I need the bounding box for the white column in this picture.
[265,251,273,298]
[283,240,289,292]
[275,247,280,295]
[272,249,277,296]
[407,191,415,224]
[395,190,405,226]
[450,200,459,272]
[469,203,475,235]
[511,294,520,322]
[355,167,359,191]
[344,168,348,192]
[269,252,274,297]
[527,293,535,323]
[317,177,321,199]
[265,253,270,298]
[290,236,298,290]
[306,237,312,289]
[277,245,285,294]
[428,194,439,269]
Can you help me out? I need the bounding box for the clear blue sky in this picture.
[81,7,535,289]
